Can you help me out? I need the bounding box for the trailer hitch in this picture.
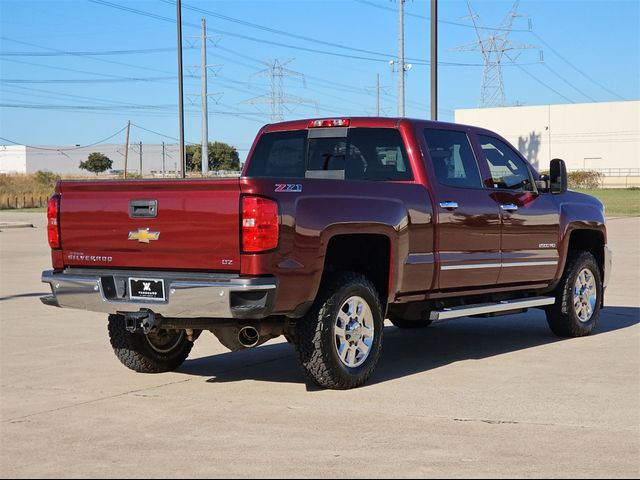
[123,311,160,334]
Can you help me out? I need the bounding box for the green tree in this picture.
[186,141,241,173]
[79,152,113,176]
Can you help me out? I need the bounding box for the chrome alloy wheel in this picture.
[334,296,375,368]
[145,329,186,354]
[573,268,597,323]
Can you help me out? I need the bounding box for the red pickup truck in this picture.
[42,117,612,389]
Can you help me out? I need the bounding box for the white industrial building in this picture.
[0,143,183,176]
[455,100,640,175]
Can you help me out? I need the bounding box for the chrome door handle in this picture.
[439,201,459,210]
[500,204,518,212]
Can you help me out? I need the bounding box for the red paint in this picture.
[48,117,607,317]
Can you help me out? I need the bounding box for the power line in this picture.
[0,37,177,76]
[164,0,395,59]
[504,53,574,103]
[354,0,531,32]
[0,57,177,82]
[0,125,128,151]
[87,0,488,67]
[1,76,182,84]
[356,0,622,103]
[131,123,199,145]
[540,62,596,102]
[1,83,174,108]
[530,31,626,101]
[0,103,176,110]
[0,47,178,56]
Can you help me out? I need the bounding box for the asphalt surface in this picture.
[1,212,638,478]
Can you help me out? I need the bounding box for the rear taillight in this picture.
[242,196,278,253]
[47,194,61,249]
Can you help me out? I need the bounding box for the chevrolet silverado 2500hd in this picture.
[42,117,612,389]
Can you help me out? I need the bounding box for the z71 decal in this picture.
[275,184,302,193]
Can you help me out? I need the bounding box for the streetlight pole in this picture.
[431,0,438,121]
[176,0,186,178]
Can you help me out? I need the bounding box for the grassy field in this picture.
[575,188,640,217]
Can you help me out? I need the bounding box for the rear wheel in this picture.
[294,272,384,390]
[107,314,194,373]
[546,251,602,337]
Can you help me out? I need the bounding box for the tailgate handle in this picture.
[130,200,157,218]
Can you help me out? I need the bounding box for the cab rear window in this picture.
[246,128,412,181]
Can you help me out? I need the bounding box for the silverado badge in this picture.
[128,228,160,243]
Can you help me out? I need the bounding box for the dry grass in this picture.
[0,172,59,208]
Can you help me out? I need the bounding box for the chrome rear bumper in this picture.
[41,269,276,319]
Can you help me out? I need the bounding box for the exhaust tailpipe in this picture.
[238,326,260,348]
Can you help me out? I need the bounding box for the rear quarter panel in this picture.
[240,177,433,316]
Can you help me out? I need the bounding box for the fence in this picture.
[1,195,48,210]
[570,168,640,177]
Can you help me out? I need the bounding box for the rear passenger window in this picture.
[245,130,306,178]
[307,129,412,181]
[246,127,412,181]
[347,128,412,181]
[423,129,482,189]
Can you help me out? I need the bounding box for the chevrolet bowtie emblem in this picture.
[128,228,160,243]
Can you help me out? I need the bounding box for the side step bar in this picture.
[430,297,555,321]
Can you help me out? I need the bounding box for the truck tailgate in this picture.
[58,179,241,272]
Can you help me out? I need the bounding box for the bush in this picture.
[568,170,603,189]
[34,170,61,189]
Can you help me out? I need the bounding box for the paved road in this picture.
[1,212,638,478]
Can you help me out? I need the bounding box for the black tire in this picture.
[389,316,433,329]
[294,272,384,390]
[107,315,194,373]
[546,251,602,337]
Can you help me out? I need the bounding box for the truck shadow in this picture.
[178,306,639,389]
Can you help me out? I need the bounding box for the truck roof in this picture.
[261,117,482,134]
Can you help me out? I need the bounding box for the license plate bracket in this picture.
[128,278,165,301]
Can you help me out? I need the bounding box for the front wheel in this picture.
[294,272,384,390]
[108,315,194,373]
[546,251,602,337]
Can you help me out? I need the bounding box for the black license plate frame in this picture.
[128,278,165,302]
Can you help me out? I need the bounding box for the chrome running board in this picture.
[429,297,555,321]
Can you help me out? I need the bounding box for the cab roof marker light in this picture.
[308,119,350,128]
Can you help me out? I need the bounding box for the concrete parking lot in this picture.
[1,212,638,478]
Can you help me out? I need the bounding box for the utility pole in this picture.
[123,120,130,179]
[398,0,405,117]
[376,73,380,116]
[176,0,186,178]
[139,141,142,175]
[162,141,166,177]
[200,18,209,176]
[431,0,438,120]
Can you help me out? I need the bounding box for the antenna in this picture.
[247,59,317,122]
[454,1,536,107]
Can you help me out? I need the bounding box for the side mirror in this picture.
[550,158,568,194]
